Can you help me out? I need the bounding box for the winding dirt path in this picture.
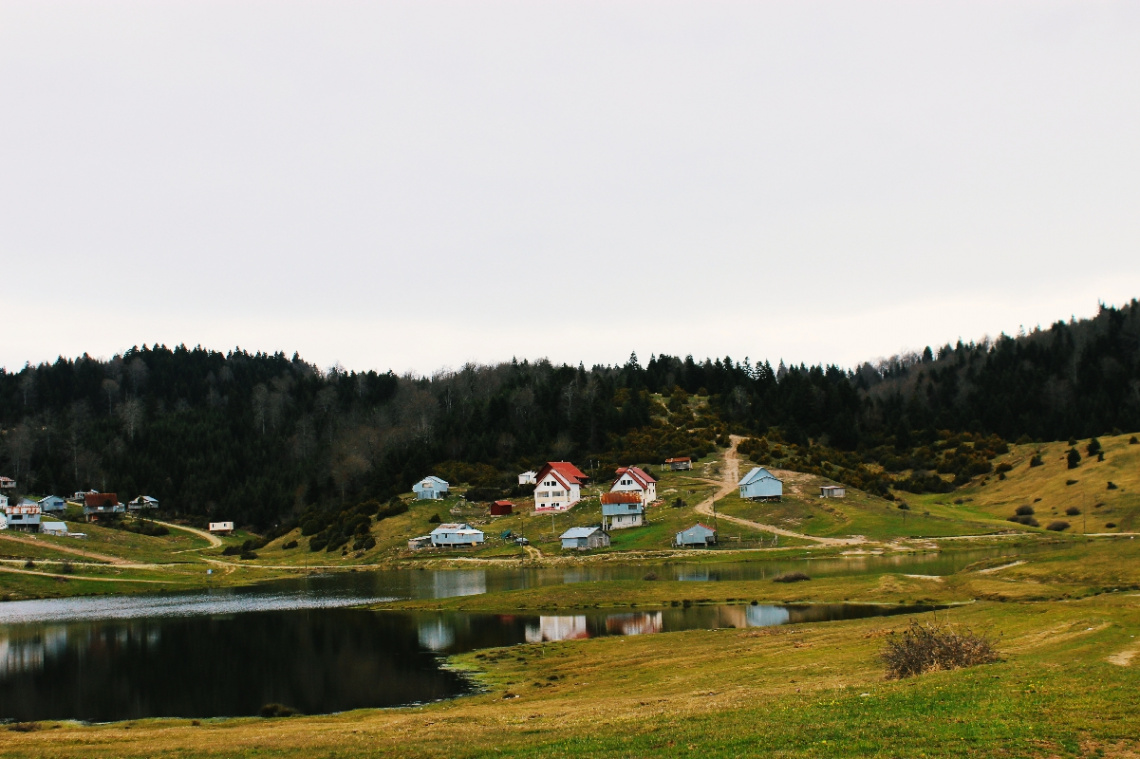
[693,436,863,547]
[152,519,223,548]
[0,532,131,565]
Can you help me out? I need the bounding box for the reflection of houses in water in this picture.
[417,619,456,652]
[414,570,488,600]
[0,626,69,676]
[525,616,589,643]
[604,612,662,636]
[746,605,791,628]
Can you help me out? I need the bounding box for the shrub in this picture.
[1065,507,1081,516]
[1130,436,1139,445]
[1007,515,1039,527]
[1086,438,1102,457]
[259,703,299,718]
[239,551,258,560]
[60,561,74,574]
[221,546,241,556]
[995,462,1013,474]
[643,572,659,581]
[773,571,811,583]
[1106,523,1117,529]
[1066,448,1081,469]
[882,621,1000,679]
[282,540,298,550]
[897,503,910,511]
[1046,521,1070,532]
[24,560,35,569]
[1107,482,1118,490]
[7,722,39,733]
[1066,479,1078,486]
[1015,505,1035,516]
[1067,438,1077,446]
[309,537,328,552]
[428,514,441,524]
[1029,455,1043,468]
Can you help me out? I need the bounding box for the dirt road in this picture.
[153,519,223,548]
[0,532,132,565]
[693,436,863,546]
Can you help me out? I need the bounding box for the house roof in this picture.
[492,500,514,507]
[536,462,587,489]
[738,467,781,486]
[560,526,603,540]
[431,523,482,535]
[665,457,692,464]
[612,466,656,489]
[601,491,643,505]
[415,476,449,488]
[84,493,120,507]
[38,495,64,503]
[678,523,716,536]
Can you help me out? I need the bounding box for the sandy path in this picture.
[0,532,131,565]
[693,436,863,546]
[0,564,181,584]
[153,519,224,548]
[975,560,1026,574]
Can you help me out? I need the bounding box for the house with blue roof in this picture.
[413,476,449,501]
[738,467,783,501]
[675,523,717,548]
[560,526,610,551]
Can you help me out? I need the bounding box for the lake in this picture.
[0,549,1013,722]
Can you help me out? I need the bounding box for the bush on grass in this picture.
[1066,507,1081,516]
[282,540,298,550]
[1015,505,1035,516]
[882,621,1000,679]
[1046,521,1070,532]
[773,572,811,583]
[259,703,300,718]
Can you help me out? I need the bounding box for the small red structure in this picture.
[490,500,514,516]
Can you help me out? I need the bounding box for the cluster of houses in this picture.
[0,478,159,535]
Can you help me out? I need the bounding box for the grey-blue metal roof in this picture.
[560,526,602,539]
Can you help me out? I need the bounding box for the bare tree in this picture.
[251,384,270,435]
[127,358,149,398]
[19,369,36,408]
[101,378,120,413]
[118,398,144,441]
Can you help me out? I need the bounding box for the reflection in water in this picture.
[418,618,456,651]
[526,616,589,642]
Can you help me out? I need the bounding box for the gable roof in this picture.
[612,466,656,489]
[38,495,64,503]
[84,493,120,507]
[560,526,603,540]
[492,500,514,507]
[430,522,482,535]
[536,462,587,489]
[415,476,448,487]
[601,491,643,505]
[738,467,781,487]
[665,457,691,464]
[678,523,716,536]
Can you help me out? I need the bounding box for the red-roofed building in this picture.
[534,461,587,512]
[83,492,124,522]
[490,500,514,516]
[664,457,692,471]
[610,466,657,507]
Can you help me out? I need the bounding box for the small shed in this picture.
[675,523,717,547]
[518,471,537,485]
[129,495,160,511]
[820,485,846,498]
[38,495,67,513]
[430,523,485,547]
[601,492,645,530]
[208,521,234,535]
[41,521,69,536]
[665,457,693,471]
[407,535,433,550]
[413,476,450,501]
[560,526,610,551]
[738,467,783,501]
[490,500,514,516]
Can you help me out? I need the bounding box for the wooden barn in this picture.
[820,485,846,498]
[490,500,514,516]
[664,457,692,471]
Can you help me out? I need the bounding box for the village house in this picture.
[41,520,69,536]
[413,476,449,501]
[490,500,514,516]
[820,485,846,498]
[609,466,657,506]
[0,476,16,490]
[559,525,610,551]
[430,523,485,547]
[38,495,66,513]
[601,492,645,530]
[208,521,234,535]
[4,498,42,533]
[534,461,587,512]
[128,495,160,511]
[738,467,784,501]
[83,493,124,522]
[675,523,717,548]
[517,470,537,485]
[665,457,693,471]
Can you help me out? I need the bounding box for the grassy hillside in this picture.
[908,433,1140,534]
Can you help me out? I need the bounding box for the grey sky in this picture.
[3,1,1139,374]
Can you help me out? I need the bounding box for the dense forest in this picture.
[1,300,1137,532]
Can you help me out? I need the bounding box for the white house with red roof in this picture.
[609,466,657,507]
[533,461,587,512]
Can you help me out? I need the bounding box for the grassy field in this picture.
[4,566,1137,757]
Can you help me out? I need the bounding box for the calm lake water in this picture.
[0,549,1014,722]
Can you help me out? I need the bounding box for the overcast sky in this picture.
[3,1,1139,375]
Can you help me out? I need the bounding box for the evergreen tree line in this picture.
[1,300,1136,531]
